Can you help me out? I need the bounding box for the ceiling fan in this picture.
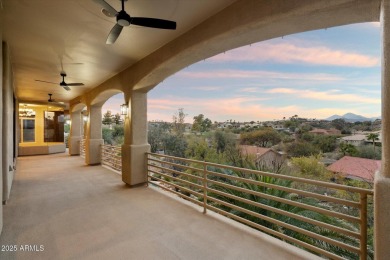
[93,0,177,44]
[47,94,65,107]
[35,72,84,91]
[48,93,55,103]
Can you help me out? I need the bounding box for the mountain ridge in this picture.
[325,113,380,122]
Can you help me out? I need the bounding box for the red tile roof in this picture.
[327,156,380,182]
[309,129,329,134]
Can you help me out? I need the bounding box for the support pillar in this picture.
[375,1,390,259]
[122,91,150,186]
[68,110,82,155]
[85,104,103,165]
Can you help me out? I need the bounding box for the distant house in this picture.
[239,145,285,171]
[340,134,367,146]
[309,129,328,135]
[327,156,380,183]
[327,128,342,135]
[341,131,382,147]
[309,128,341,135]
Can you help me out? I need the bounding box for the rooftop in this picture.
[327,156,381,182]
[240,145,275,158]
[0,152,318,259]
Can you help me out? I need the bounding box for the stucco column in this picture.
[68,111,82,155]
[375,1,390,259]
[85,104,104,165]
[122,91,150,186]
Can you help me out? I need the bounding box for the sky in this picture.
[102,22,381,123]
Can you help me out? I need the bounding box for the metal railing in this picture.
[101,144,122,172]
[146,152,373,260]
[79,139,86,158]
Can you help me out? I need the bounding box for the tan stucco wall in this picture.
[0,12,3,234]
[2,42,15,203]
[257,151,284,171]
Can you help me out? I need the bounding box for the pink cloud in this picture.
[148,96,299,122]
[147,96,368,122]
[179,69,343,81]
[209,42,379,67]
[266,88,380,104]
[148,98,193,111]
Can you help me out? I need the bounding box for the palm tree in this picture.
[339,142,357,156]
[366,133,379,151]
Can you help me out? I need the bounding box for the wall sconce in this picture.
[82,110,89,122]
[120,103,128,116]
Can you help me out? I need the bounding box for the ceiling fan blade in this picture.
[131,17,176,30]
[92,0,118,16]
[35,80,58,84]
[66,83,84,86]
[63,86,71,91]
[106,24,123,44]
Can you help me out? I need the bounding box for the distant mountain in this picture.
[325,113,380,122]
[326,114,343,121]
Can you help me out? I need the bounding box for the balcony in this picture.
[0,153,319,259]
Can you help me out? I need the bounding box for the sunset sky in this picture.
[103,22,381,123]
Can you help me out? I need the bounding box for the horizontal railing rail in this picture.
[146,152,373,260]
[101,144,122,173]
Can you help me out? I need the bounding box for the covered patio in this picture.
[0,153,318,260]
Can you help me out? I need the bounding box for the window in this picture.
[21,119,35,142]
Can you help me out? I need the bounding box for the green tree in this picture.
[331,118,347,131]
[357,145,381,160]
[172,108,186,137]
[192,114,212,133]
[241,129,281,147]
[148,122,170,153]
[312,135,338,153]
[112,125,124,145]
[113,113,122,125]
[214,130,236,154]
[150,109,188,157]
[366,133,379,151]
[102,110,113,125]
[163,134,188,158]
[284,120,299,132]
[339,142,358,156]
[286,141,320,157]
[102,127,113,144]
[290,155,332,181]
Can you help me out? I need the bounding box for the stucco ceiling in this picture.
[2,0,236,104]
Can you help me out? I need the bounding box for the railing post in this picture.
[146,153,149,187]
[360,192,368,260]
[100,144,104,165]
[203,161,207,214]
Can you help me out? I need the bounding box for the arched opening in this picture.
[146,22,380,259]
[80,90,126,168]
[101,92,125,146]
[69,102,87,156]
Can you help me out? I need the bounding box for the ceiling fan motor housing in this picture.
[117,11,131,26]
